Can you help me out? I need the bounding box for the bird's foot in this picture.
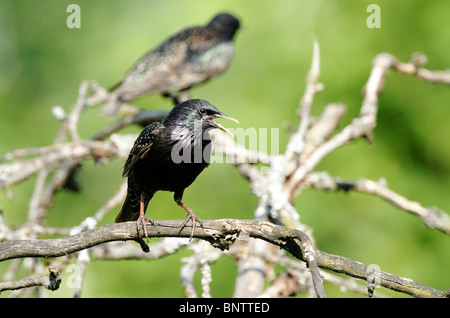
[162,90,190,105]
[179,211,203,241]
[136,215,155,242]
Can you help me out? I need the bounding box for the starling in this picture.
[101,13,241,117]
[115,99,238,240]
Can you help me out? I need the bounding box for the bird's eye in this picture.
[199,108,206,115]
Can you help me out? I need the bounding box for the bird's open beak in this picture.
[209,113,239,137]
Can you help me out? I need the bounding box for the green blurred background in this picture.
[0,0,449,297]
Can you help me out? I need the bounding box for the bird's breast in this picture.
[190,42,234,75]
[130,132,211,193]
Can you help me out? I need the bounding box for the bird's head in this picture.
[167,99,238,139]
[207,13,241,40]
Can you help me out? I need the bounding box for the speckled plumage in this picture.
[101,13,240,116]
[115,99,238,240]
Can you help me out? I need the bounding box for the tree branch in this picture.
[0,140,118,190]
[1,47,449,298]
[0,219,447,298]
[305,172,450,235]
[0,266,61,292]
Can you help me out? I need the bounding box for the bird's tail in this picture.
[115,193,140,223]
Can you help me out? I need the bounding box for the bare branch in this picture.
[299,103,347,163]
[90,109,169,141]
[258,270,303,298]
[320,271,388,298]
[352,179,450,234]
[1,219,447,298]
[0,140,119,190]
[91,238,189,261]
[305,172,450,235]
[1,47,448,299]
[211,130,272,165]
[0,266,61,292]
[233,238,273,298]
[285,41,323,166]
[180,240,222,298]
[66,80,89,142]
[390,52,450,84]
[284,52,391,196]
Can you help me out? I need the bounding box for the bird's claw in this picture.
[179,211,203,241]
[136,215,155,242]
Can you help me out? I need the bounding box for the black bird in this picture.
[115,99,238,240]
[101,13,241,117]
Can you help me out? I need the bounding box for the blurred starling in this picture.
[101,13,241,117]
[115,99,238,240]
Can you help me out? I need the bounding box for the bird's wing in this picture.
[115,32,193,98]
[122,120,165,178]
[113,26,234,101]
[183,29,234,77]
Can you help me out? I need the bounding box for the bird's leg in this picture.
[137,192,154,242]
[176,200,203,241]
[175,90,191,104]
[162,89,191,106]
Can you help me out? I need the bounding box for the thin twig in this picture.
[305,172,450,235]
[0,140,118,190]
[285,41,323,169]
